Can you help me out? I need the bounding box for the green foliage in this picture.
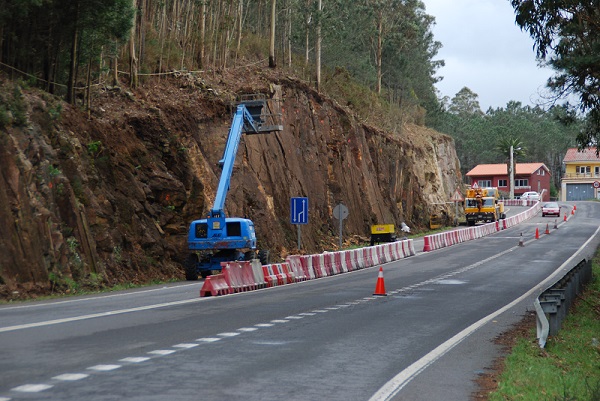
[87,140,103,157]
[48,165,62,177]
[510,1,600,152]
[0,84,28,127]
[430,90,581,187]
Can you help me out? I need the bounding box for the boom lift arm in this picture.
[185,95,282,280]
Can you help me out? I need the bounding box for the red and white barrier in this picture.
[200,273,231,297]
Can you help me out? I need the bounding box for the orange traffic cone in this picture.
[535,227,540,239]
[571,208,575,215]
[373,267,387,296]
[545,223,550,235]
[564,213,567,222]
[574,204,577,210]
[554,219,558,229]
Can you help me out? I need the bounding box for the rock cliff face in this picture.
[0,71,461,298]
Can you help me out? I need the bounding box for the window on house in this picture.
[537,169,545,176]
[498,179,507,187]
[478,180,491,187]
[515,179,529,187]
[578,166,590,174]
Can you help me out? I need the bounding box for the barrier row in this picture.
[200,239,416,297]
[423,201,542,252]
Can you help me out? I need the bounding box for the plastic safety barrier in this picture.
[200,273,231,297]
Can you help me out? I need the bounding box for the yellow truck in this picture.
[464,187,506,226]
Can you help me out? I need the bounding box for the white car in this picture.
[520,191,540,201]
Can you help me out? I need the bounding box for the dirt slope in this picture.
[0,67,462,299]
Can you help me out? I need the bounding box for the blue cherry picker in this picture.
[185,94,282,280]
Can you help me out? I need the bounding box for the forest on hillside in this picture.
[0,0,592,193]
[0,0,441,112]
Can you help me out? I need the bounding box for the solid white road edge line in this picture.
[0,298,202,333]
[368,224,600,401]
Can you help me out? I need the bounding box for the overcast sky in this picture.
[421,0,556,111]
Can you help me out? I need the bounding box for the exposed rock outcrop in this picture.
[0,71,461,299]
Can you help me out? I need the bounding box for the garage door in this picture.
[565,183,594,201]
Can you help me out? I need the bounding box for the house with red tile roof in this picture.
[562,147,600,201]
[466,163,551,201]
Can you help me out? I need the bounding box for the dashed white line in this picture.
[52,373,89,381]
[0,397,11,401]
[196,337,221,342]
[218,332,240,337]
[11,384,53,393]
[255,323,274,327]
[271,319,289,323]
[87,365,121,372]
[311,310,329,313]
[148,350,176,355]
[238,327,259,332]
[285,315,304,319]
[173,343,199,349]
[299,312,316,316]
[119,357,151,363]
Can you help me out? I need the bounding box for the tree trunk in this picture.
[269,0,276,68]
[376,12,383,95]
[129,0,139,88]
[86,56,92,118]
[315,0,322,91]
[199,0,207,68]
[235,0,243,64]
[67,1,81,104]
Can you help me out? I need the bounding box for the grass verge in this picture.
[486,254,600,401]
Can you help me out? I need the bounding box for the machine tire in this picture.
[200,270,211,279]
[244,250,256,261]
[258,249,270,265]
[184,254,199,281]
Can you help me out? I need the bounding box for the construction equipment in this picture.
[185,94,282,280]
[464,187,506,226]
[370,224,397,246]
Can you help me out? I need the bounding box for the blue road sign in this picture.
[290,197,309,225]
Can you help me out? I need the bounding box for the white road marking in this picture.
[173,343,199,349]
[0,298,203,333]
[148,350,176,355]
[119,357,150,363]
[218,332,240,337]
[255,323,274,327]
[238,327,259,332]
[285,315,304,319]
[0,283,201,311]
[196,337,221,342]
[0,397,11,401]
[369,224,600,401]
[299,312,315,316]
[11,384,53,392]
[271,319,289,323]
[52,373,89,381]
[87,365,121,371]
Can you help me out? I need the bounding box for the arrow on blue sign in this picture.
[291,197,309,225]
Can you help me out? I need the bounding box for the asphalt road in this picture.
[0,202,598,401]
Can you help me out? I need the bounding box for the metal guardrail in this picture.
[534,259,593,348]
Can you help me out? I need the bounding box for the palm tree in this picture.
[496,137,527,199]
